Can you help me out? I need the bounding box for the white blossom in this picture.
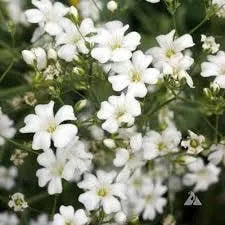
[20,101,77,150]
[97,93,141,133]
[143,126,181,160]
[109,50,161,98]
[91,21,141,63]
[0,166,17,190]
[183,158,220,191]
[181,130,205,155]
[8,193,28,212]
[208,143,225,165]
[78,170,127,214]
[201,34,220,54]
[107,1,118,12]
[36,148,70,195]
[53,206,89,225]
[56,18,96,62]
[213,0,225,18]
[0,212,19,225]
[25,0,69,36]
[201,51,225,88]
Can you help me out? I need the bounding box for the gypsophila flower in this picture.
[107,1,118,12]
[78,170,127,214]
[30,214,52,225]
[91,20,141,63]
[24,92,37,106]
[97,93,141,133]
[0,212,19,225]
[56,18,96,62]
[201,35,220,54]
[208,143,225,165]
[20,101,77,150]
[201,51,225,88]
[0,110,16,146]
[181,130,205,155]
[10,149,28,166]
[53,206,89,225]
[183,158,220,191]
[143,126,181,160]
[109,50,161,98]
[36,148,70,195]
[0,166,17,190]
[8,193,28,212]
[212,0,225,18]
[25,0,69,36]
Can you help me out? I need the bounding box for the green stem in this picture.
[51,195,58,219]
[189,17,208,34]
[0,60,14,83]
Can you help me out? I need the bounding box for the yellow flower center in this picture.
[131,71,141,82]
[47,123,56,133]
[158,142,166,151]
[166,48,175,58]
[190,139,199,148]
[97,187,108,197]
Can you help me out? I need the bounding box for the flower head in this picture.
[8,193,28,212]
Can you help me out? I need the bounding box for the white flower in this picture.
[201,35,220,54]
[8,193,28,212]
[146,0,160,2]
[79,0,102,21]
[30,214,52,225]
[53,206,89,225]
[208,143,225,165]
[213,0,225,18]
[58,139,93,180]
[36,148,70,195]
[0,212,19,225]
[0,111,16,146]
[181,130,205,155]
[56,18,96,62]
[91,21,141,63]
[20,101,77,150]
[135,179,167,221]
[10,149,28,166]
[97,93,141,133]
[143,126,181,160]
[114,133,145,181]
[107,1,118,12]
[78,170,126,214]
[22,47,47,71]
[0,166,17,190]
[162,54,194,88]
[183,158,220,191]
[147,29,194,67]
[109,50,160,98]
[201,51,225,88]
[25,0,69,36]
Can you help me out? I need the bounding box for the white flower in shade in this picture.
[53,206,89,225]
[20,101,77,150]
[109,50,161,98]
[78,170,127,214]
[0,212,19,225]
[10,149,28,166]
[146,0,160,2]
[201,35,220,54]
[8,193,28,212]
[36,148,71,195]
[25,0,69,36]
[0,111,16,146]
[114,133,145,181]
[183,158,220,191]
[201,51,225,88]
[79,0,102,21]
[56,18,96,62]
[91,21,141,63]
[30,214,52,225]
[181,130,205,155]
[0,166,17,190]
[97,93,141,133]
[213,0,225,18]
[135,179,167,221]
[162,54,194,88]
[22,47,47,71]
[208,143,225,165]
[147,30,194,67]
[107,1,118,12]
[58,139,93,180]
[143,126,181,160]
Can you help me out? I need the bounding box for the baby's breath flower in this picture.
[8,193,28,212]
[24,92,37,106]
[10,149,28,166]
[201,34,220,54]
[107,1,118,12]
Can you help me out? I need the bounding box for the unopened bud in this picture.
[48,48,57,60]
[115,211,127,224]
[69,6,79,23]
[103,139,116,149]
[107,1,118,12]
[75,99,88,112]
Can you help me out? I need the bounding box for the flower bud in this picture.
[69,6,79,23]
[210,82,220,94]
[48,48,57,60]
[22,50,35,66]
[103,139,116,149]
[115,211,127,224]
[107,1,118,12]
[75,99,88,112]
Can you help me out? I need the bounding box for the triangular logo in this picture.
[184,191,202,206]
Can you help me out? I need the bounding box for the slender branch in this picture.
[0,60,14,83]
